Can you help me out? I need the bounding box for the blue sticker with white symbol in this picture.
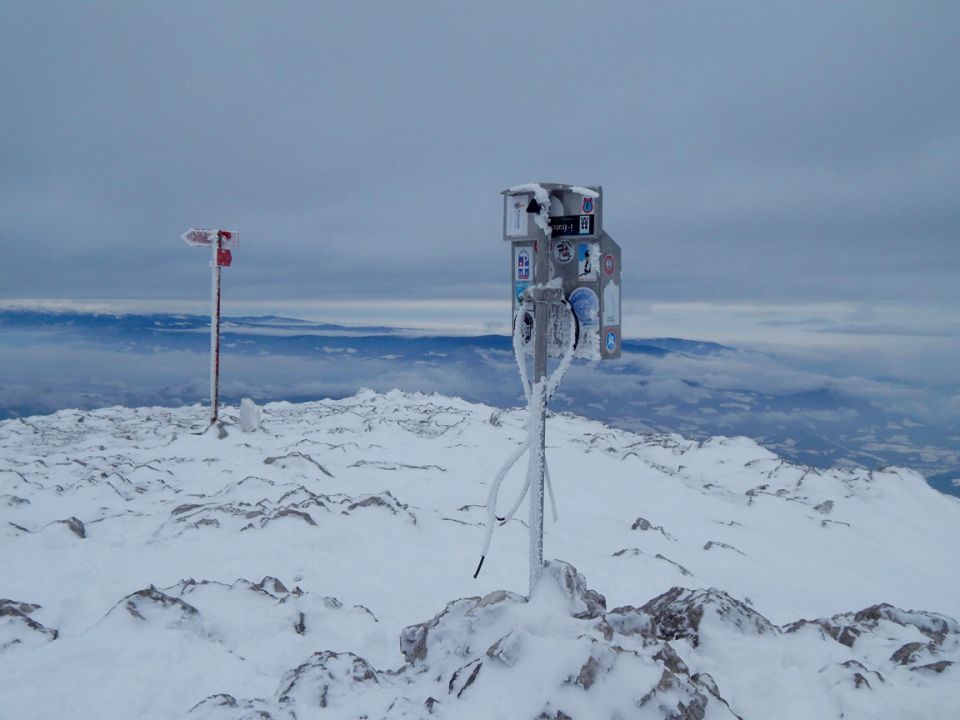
[569,287,599,329]
[605,330,617,352]
[515,281,530,303]
[516,248,530,281]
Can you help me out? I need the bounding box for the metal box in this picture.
[503,184,622,359]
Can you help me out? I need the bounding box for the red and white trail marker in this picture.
[181,227,238,424]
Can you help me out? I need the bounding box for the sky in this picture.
[1,2,958,363]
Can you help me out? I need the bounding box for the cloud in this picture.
[0,2,958,310]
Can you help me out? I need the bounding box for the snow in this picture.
[238,397,260,432]
[2,390,959,718]
[508,183,553,236]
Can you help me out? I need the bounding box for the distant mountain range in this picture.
[1,308,957,497]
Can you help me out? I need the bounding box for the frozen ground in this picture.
[2,390,959,718]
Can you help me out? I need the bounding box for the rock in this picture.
[448,658,482,698]
[57,516,86,538]
[188,693,295,719]
[190,562,744,719]
[702,541,746,555]
[114,586,201,629]
[0,598,58,653]
[342,490,417,525]
[641,587,777,648]
[485,630,523,667]
[540,559,606,619]
[784,603,960,651]
[890,641,931,665]
[631,516,673,538]
[277,651,380,709]
[910,661,955,674]
[252,576,289,597]
[638,668,709,720]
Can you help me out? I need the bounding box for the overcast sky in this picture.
[1,2,958,325]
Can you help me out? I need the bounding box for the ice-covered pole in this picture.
[209,233,222,424]
[526,192,555,595]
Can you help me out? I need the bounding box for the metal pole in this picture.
[527,221,552,595]
[210,235,222,424]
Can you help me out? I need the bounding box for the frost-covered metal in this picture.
[503,183,621,360]
[479,183,622,595]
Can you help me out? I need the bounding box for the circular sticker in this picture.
[603,254,615,275]
[605,330,617,352]
[553,239,574,265]
[569,287,599,329]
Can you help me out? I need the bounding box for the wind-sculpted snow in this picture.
[1,389,959,718]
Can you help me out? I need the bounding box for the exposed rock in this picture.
[638,668,709,720]
[656,554,694,577]
[891,641,931,665]
[188,693,296,719]
[818,660,885,690]
[641,587,777,648]
[485,630,523,667]
[252,576,289,597]
[911,660,955,674]
[784,603,960,651]
[448,658,482,698]
[0,598,58,653]
[606,605,655,639]
[343,490,418,525]
[632,516,674,538]
[814,500,834,514]
[703,541,746,555]
[277,651,380,709]
[189,561,743,719]
[263,451,334,477]
[399,589,524,665]
[121,586,200,624]
[57,516,86,538]
[540,560,606,619]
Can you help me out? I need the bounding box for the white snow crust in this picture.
[2,390,960,718]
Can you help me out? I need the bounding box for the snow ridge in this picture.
[2,390,959,718]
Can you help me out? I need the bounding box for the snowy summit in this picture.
[2,390,959,719]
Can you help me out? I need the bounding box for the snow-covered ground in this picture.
[2,390,959,718]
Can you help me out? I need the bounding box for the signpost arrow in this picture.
[182,228,239,248]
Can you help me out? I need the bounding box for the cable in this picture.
[474,296,576,578]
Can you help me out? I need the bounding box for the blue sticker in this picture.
[605,330,617,352]
[569,287,599,329]
[582,196,594,214]
[516,249,530,281]
[515,281,530,303]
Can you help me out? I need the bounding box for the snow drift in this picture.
[2,390,959,718]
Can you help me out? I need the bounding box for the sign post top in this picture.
[181,228,239,249]
[502,183,602,242]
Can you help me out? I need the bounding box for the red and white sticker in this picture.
[603,254,615,275]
